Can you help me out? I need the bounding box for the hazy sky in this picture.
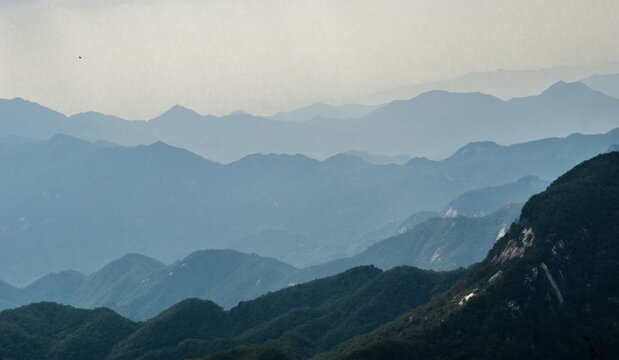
[1,0,618,119]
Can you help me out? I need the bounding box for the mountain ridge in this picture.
[324,151,619,360]
[0,265,463,360]
[3,81,619,162]
[2,128,618,285]
[1,152,617,359]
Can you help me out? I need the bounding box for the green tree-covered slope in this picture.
[0,266,462,360]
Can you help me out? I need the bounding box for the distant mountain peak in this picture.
[404,156,432,166]
[322,153,371,170]
[451,140,501,157]
[411,89,497,102]
[233,152,317,166]
[0,97,67,117]
[344,150,412,165]
[539,80,596,97]
[156,104,200,120]
[147,140,171,148]
[117,252,160,261]
[25,269,86,287]
[68,111,128,122]
[140,141,212,164]
[3,97,43,107]
[104,253,165,271]
[49,133,79,141]
[169,103,191,111]
[46,133,92,148]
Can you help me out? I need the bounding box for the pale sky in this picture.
[1,0,618,119]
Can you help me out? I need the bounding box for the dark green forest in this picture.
[0,266,462,360]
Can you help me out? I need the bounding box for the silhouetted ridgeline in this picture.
[2,81,618,162]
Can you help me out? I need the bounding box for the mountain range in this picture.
[0,151,616,360]
[441,175,548,217]
[0,265,464,360]
[324,151,619,360]
[2,126,618,285]
[580,72,619,99]
[295,203,522,284]
[267,103,383,122]
[358,65,619,104]
[2,81,619,162]
[0,201,521,320]
[342,150,411,165]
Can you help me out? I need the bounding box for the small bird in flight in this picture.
[78,56,82,59]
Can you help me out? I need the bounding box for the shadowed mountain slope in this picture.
[441,175,548,217]
[294,203,521,283]
[325,152,619,360]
